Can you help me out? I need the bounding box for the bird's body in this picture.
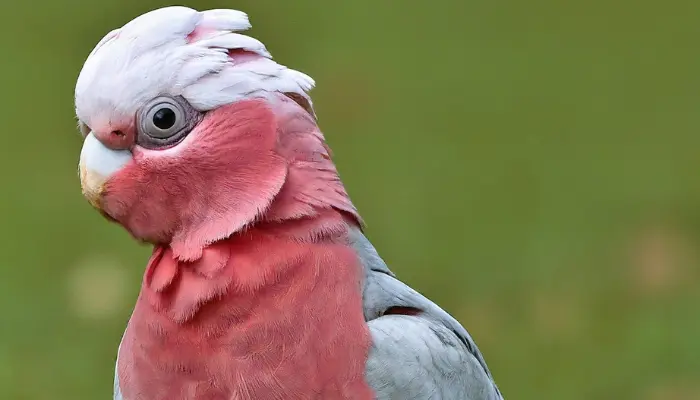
[74,6,503,400]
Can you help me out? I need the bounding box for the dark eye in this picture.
[137,96,201,148]
[140,97,185,139]
[153,107,177,130]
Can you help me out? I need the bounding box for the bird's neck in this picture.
[260,96,362,227]
[142,209,358,323]
[118,210,374,399]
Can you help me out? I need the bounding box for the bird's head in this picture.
[75,7,358,261]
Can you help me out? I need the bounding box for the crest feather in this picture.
[75,6,316,124]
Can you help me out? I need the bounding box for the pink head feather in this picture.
[75,7,358,261]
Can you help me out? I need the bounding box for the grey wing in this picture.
[114,339,124,400]
[350,229,503,400]
[114,366,123,400]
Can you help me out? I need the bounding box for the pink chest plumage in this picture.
[117,229,374,400]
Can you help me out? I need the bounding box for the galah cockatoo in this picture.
[75,6,504,400]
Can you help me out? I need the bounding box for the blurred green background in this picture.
[0,0,699,399]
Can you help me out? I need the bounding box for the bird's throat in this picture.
[117,215,374,399]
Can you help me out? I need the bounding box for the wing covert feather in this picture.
[350,228,503,399]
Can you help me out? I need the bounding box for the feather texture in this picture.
[113,226,504,400]
[75,6,314,130]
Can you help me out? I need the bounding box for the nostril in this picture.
[93,128,134,150]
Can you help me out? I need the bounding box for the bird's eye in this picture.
[137,96,201,148]
[140,97,185,139]
[152,107,177,130]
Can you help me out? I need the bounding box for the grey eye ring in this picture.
[140,97,186,139]
[136,96,201,148]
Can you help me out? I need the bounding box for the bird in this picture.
[74,6,504,400]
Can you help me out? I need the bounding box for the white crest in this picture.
[75,6,315,126]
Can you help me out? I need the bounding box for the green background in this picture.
[1,1,699,399]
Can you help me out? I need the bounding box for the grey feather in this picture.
[113,339,123,400]
[114,369,123,400]
[350,228,503,400]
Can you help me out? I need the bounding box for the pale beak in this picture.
[79,133,132,209]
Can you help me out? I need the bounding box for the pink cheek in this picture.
[98,162,141,219]
[101,178,129,211]
[131,146,147,159]
[131,142,184,160]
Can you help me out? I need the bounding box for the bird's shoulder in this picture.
[348,228,503,400]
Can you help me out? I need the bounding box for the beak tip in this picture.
[79,164,106,209]
[78,133,131,212]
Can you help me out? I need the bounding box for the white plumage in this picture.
[75,6,315,128]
